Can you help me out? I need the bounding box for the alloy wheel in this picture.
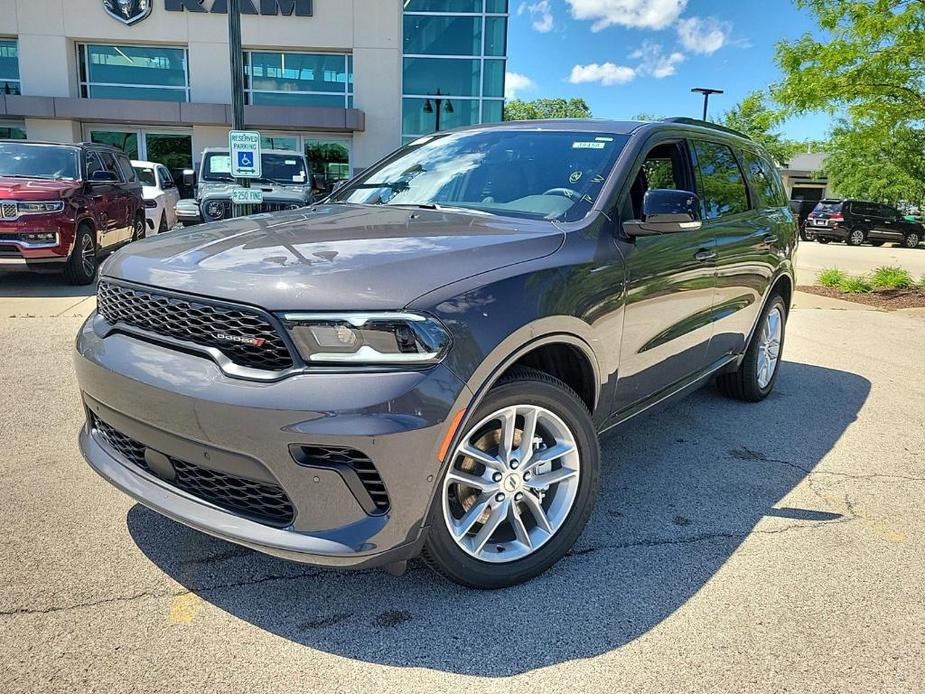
[756,306,783,389]
[442,405,581,563]
[905,233,920,248]
[849,230,865,245]
[80,234,96,278]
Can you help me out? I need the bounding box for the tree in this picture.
[721,91,796,165]
[773,0,925,206]
[823,121,925,207]
[773,0,925,130]
[504,98,592,121]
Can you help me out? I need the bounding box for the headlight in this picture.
[203,200,226,220]
[281,312,450,365]
[18,201,64,214]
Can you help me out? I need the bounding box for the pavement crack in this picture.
[0,567,340,618]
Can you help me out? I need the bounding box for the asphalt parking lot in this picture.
[796,239,925,281]
[2,268,924,693]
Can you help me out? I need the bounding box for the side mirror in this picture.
[182,169,196,188]
[624,189,702,236]
[89,170,118,184]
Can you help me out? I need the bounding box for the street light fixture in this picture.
[423,89,454,132]
[691,87,724,121]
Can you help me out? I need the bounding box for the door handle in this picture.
[694,249,716,262]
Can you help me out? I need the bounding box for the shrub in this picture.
[818,267,847,288]
[840,275,874,293]
[871,265,913,289]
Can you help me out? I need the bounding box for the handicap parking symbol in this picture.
[237,151,254,169]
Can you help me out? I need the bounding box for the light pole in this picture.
[423,90,454,132]
[691,87,723,121]
[228,0,250,217]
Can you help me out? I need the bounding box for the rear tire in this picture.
[903,232,921,248]
[716,294,787,403]
[423,367,600,589]
[158,214,168,234]
[63,224,97,286]
[847,228,865,246]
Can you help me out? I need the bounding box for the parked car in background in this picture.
[75,118,796,588]
[789,198,820,241]
[175,148,319,227]
[132,160,181,235]
[0,140,145,285]
[808,199,923,248]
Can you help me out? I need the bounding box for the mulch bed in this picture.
[798,285,925,310]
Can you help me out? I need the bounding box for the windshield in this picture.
[812,200,843,214]
[331,129,629,222]
[0,143,80,181]
[133,166,157,187]
[201,152,309,185]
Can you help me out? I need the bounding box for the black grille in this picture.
[0,244,21,258]
[299,446,390,513]
[96,280,294,372]
[91,413,295,528]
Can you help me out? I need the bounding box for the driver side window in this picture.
[626,141,691,220]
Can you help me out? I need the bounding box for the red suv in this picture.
[0,141,146,284]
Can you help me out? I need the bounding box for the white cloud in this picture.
[676,16,731,54]
[630,41,685,78]
[505,71,537,99]
[518,0,555,33]
[569,62,637,86]
[565,0,687,31]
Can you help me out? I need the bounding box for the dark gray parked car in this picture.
[75,119,797,588]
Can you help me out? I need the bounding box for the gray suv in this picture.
[75,119,797,588]
[176,148,317,226]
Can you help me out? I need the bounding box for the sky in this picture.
[506,0,833,142]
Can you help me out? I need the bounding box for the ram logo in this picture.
[103,0,153,26]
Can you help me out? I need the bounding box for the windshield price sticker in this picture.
[573,141,606,149]
[231,188,264,205]
[229,131,262,178]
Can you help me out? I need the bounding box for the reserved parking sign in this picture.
[229,131,262,178]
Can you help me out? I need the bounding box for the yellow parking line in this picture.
[168,593,203,624]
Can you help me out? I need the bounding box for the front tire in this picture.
[716,294,787,402]
[423,368,600,589]
[158,214,168,234]
[63,224,97,286]
[131,214,146,242]
[903,232,921,248]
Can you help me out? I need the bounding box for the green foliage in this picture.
[774,0,925,207]
[840,275,874,294]
[871,265,914,289]
[503,98,593,121]
[633,112,664,121]
[823,120,925,207]
[721,91,797,165]
[818,267,847,288]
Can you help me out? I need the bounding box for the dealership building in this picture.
[0,0,509,184]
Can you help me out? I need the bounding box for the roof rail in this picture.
[660,117,752,141]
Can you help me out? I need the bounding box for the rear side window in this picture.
[691,140,750,220]
[879,205,898,220]
[850,201,877,216]
[741,150,785,208]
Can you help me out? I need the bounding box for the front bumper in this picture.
[0,218,75,267]
[75,314,471,568]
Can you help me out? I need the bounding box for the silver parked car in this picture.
[176,148,319,226]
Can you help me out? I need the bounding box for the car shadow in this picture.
[0,272,96,298]
[127,361,869,676]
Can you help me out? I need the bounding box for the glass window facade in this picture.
[79,44,189,102]
[402,0,507,140]
[0,120,26,139]
[245,52,353,108]
[0,39,20,95]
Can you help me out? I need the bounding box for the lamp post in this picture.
[423,90,454,132]
[691,87,724,121]
[228,0,250,217]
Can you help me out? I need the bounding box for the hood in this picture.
[200,181,310,200]
[102,204,564,311]
[0,177,78,199]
